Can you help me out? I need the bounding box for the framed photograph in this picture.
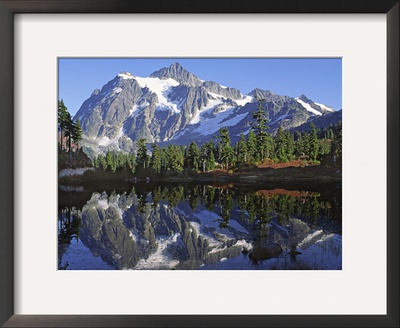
[1,1,398,327]
[57,57,343,272]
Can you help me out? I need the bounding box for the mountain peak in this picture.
[150,62,203,87]
[250,88,276,101]
[251,88,274,95]
[298,94,311,103]
[118,71,135,80]
[170,62,183,69]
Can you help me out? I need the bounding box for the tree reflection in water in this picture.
[58,182,342,270]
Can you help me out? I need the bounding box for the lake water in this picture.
[58,180,342,270]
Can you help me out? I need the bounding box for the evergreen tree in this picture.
[200,143,208,172]
[207,149,215,171]
[98,154,107,170]
[237,132,248,165]
[72,118,83,151]
[309,122,319,161]
[200,141,216,172]
[179,145,186,170]
[300,132,310,159]
[106,150,117,172]
[252,99,272,161]
[136,139,149,169]
[106,150,112,170]
[216,127,234,169]
[58,99,77,168]
[165,144,184,171]
[328,126,335,140]
[127,153,136,173]
[293,131,303,157]
[318,138,331,159]
[275,126,285,161]
[284,130,295,161]
[247,129,258,163]
[64,112,75,167]
[186,141,201,171]
[58,99,69,151]
[121,153,129,170]
[150,143,162,174]
[331,121,342,166]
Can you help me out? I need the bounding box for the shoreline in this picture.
[59,164,342,185]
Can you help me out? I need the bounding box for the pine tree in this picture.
[252,99,271,161]
[237,132,248,165]
[99,154,107,170]
[165,144,184,171]
[208,149,216,171]
[58,99,69,151]
[165,145,174,171]
[150,143,162,174]
[116,152,126,170]
[247,129,258,163]
[136,138,149,169]
[187,141,201,171]
[309,122,319,161]
[301,132,310,159]
[64,112,75,167]
[72,118,83,151]
[328,126,335,140]
[331,121,342,166]
[200,141,215,172]
[284,130,295,161]
[293,131,303,158]
[216,127,234,169]
[127,153,136,173]
[58,99,83,167]
[106,150,114,171]
[275,126,285,161]
[179,145,186,170]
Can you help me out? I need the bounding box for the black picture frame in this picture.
[0,1,398,327]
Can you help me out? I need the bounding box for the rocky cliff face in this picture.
[74,63,337,156]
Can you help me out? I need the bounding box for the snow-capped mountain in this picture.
[291,109,342,134]
[295,94,335,116]
[74,62,337,156]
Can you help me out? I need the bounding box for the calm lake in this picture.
[58,180,342,270]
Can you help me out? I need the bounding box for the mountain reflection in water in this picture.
[58,182,342,270]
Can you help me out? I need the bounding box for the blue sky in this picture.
[58,58,342,117]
